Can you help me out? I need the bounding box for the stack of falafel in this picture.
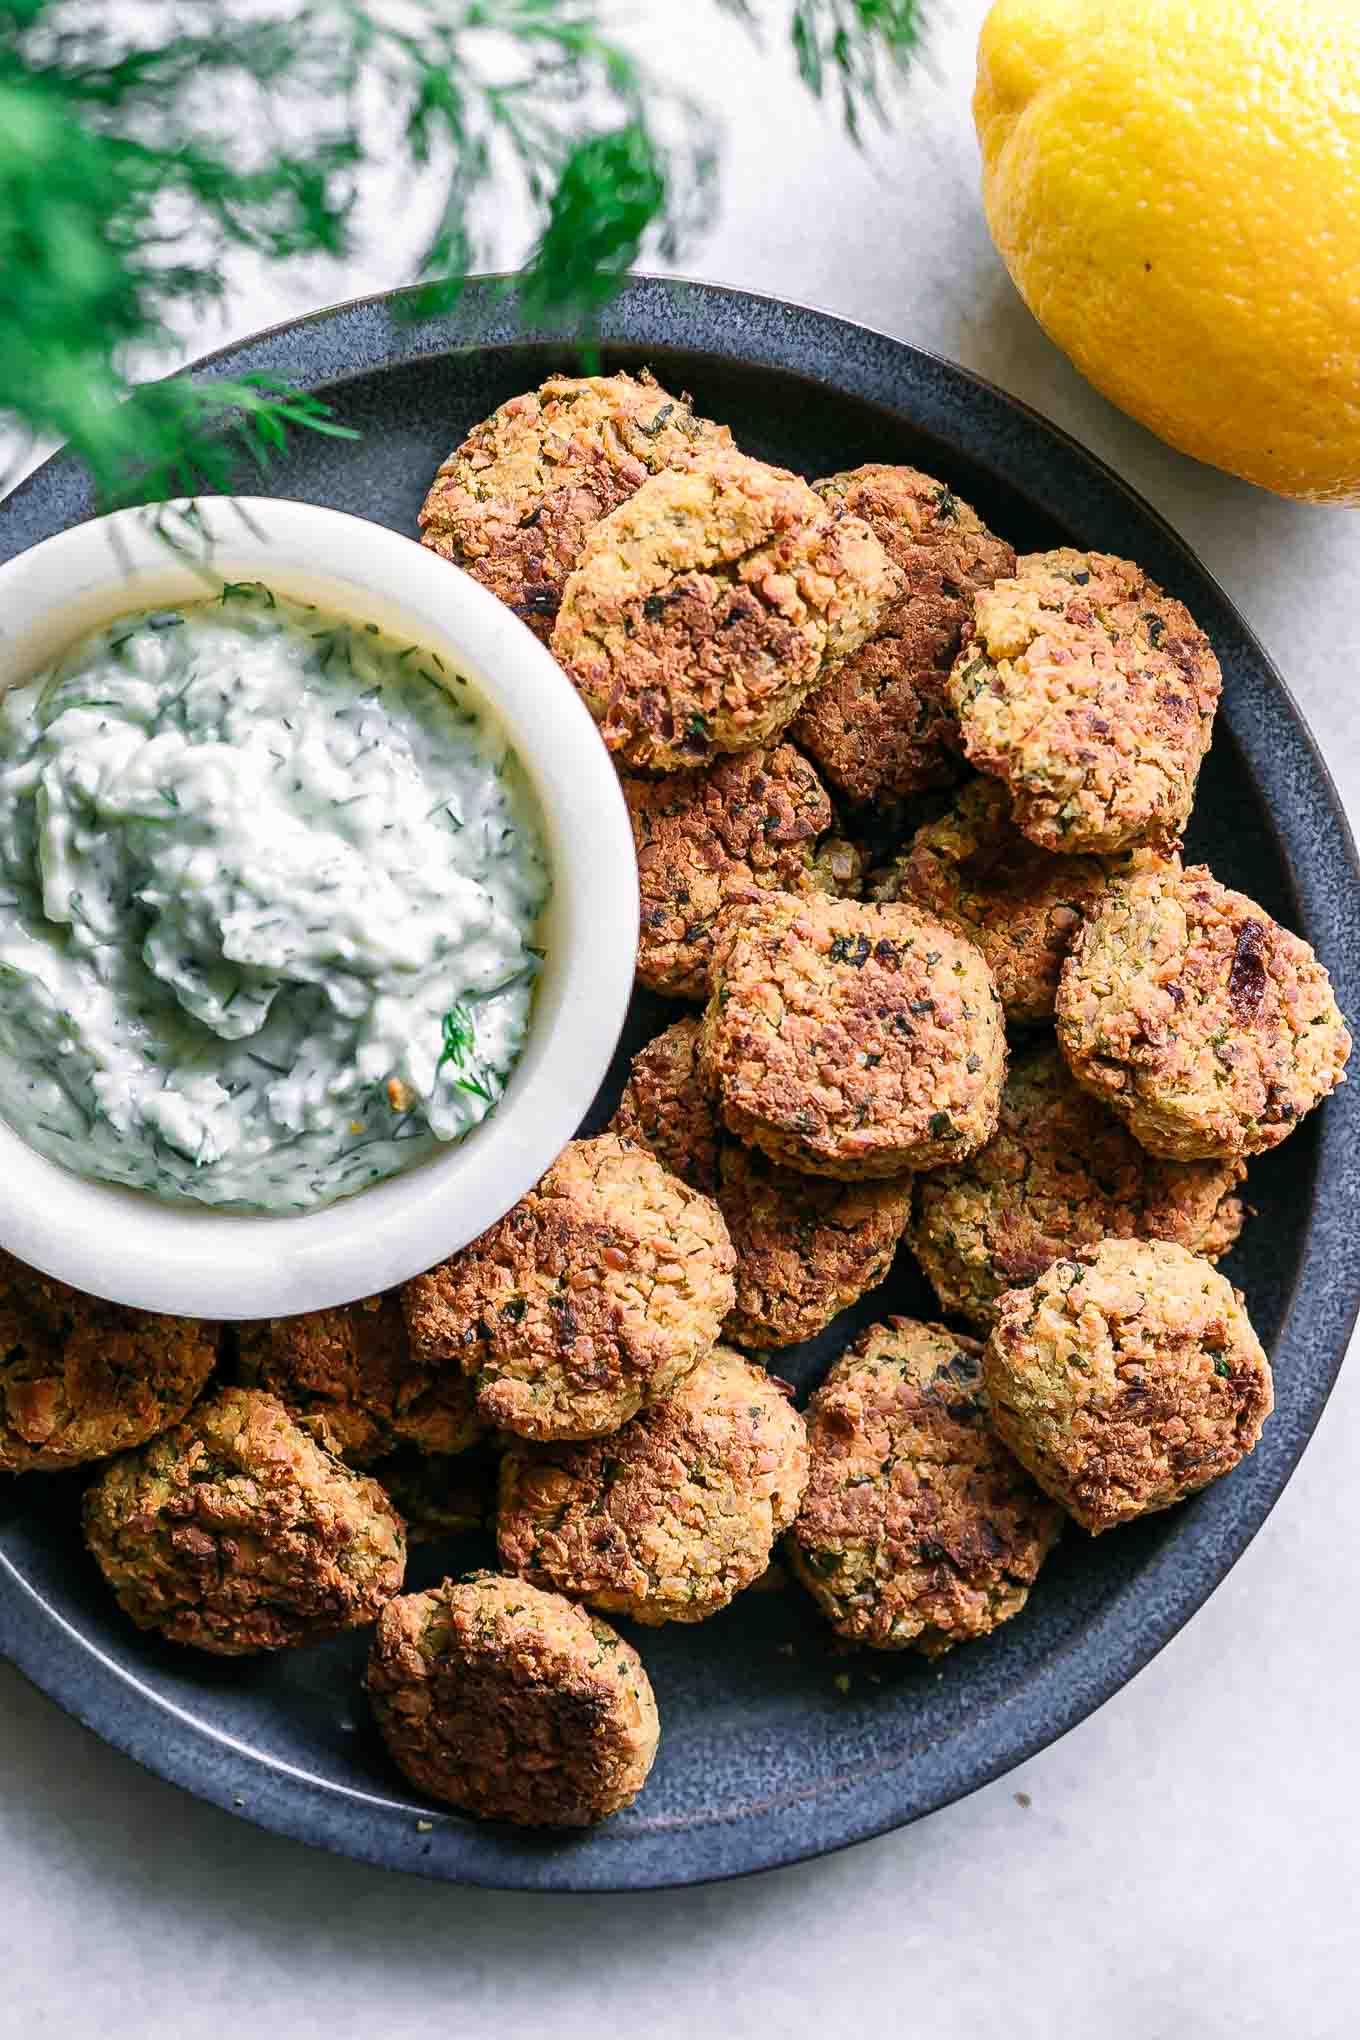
[7,371,1349,1833]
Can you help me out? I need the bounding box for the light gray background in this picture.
[3,5,1357,2035]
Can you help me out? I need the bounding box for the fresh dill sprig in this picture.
[719,0,922,141]
[437,1002,475,1073]
[1,1,922,510]
[787,1,923,141]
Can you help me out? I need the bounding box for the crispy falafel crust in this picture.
[718,1141,912,1348]
[1056,858,1351,1159]
[497,1346,808,1624]
[82,1388,406,1654]
[700,892,1006,1178]
[789,1318,1063,1654]
[790,464,1015,804]
[984,1239,1273,1534]
[947,549,1221,852]
[609,1016,911,1342]
[237,1290,482,1465]
[624,743,851,1000]
[875,776,1154,1024]
[911,1043,1246,1329]
[401,1133,735,1442]
[609,1016,723,1195]
[551,449,900,771]
[0,1251,216,1475]
[417,371,731,640]
[366,1573,659,1825]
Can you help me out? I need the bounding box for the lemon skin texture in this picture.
[975,0,1360,503]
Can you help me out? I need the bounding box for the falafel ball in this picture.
[789,1318,1064,1654]
[983,1238,1274,1534]
[873,776,1155,1024]
[497,1345,808,1624]
[366,1573,659,1825]
[718,1141,912,1349]
[700,892,1006,1178]
[609,1016,723,1196]
[236,1291,483,1466]
[1056,858,1351,1160]
[83,1388,406,1654]
[0,1251,217,1475]
[911,1043,1247,1329]
[947,549,1221,852]
[551,449,900,771]
[790,464,1015,806]
[417,371,731,641]
[401,1133,735,1442]
[624,743,858,1000]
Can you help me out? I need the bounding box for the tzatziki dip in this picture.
[0,586,549,1211]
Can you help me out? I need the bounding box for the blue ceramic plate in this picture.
[1,279,1357,1891]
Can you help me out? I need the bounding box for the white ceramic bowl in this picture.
[0,498,638,1318]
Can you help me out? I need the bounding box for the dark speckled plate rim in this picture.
[1,276,1358,1892]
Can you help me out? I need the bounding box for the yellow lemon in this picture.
[974,0,1360,503]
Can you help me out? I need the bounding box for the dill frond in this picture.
[0,1,921,511]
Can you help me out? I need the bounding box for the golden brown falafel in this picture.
[789,1318,1063,1653]
[910,1043,1247,1328]
[983,1239,1274,1534]
[0,1251,217,1475]
[497,1345,808,1623]
[551,449,900,771]
[83,1388,406,1654]
[609,1018,910,1343]
[608,1016,723,1196]
[791,464,1015,805]
[624,743,855,1000]
[701,892,1006,1178]
[401,1133,735,1442]
[366,1573,659,1825]
[237,1290,482,1465]
[947,549,1221,852]
[1056,858,1351,1159]
[717,1141,912,1349]
[418,371,731,640]
[873,776,1156,1024]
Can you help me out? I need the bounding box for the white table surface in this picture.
[3,6,1358,2035]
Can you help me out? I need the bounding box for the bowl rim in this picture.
[1,274,1357,1891]
[0,495,639,1317]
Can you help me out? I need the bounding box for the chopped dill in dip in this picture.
[0,587,549,1211]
